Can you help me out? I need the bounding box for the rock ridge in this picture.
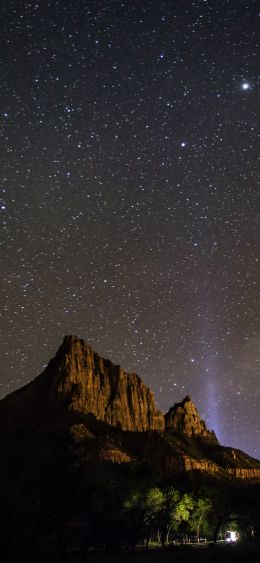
[1,335,165,432]
[1,336,260,480]
[165,395,218,442]
[0,336,217,439]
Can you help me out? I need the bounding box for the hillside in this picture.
[1,336,260,561]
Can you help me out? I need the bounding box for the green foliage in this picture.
[155,487,194,546]
[188,496,212,539]
[2,426,259,559]
[123,487,164,549]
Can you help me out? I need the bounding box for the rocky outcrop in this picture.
[226,468,260,479]
[0,336,260,481]
[165,395,218,442]
[1,335,165,432]
[165,455,220,474]
[99,443,133,464]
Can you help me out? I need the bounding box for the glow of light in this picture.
[226,531,238,543]
[241,82,250,90]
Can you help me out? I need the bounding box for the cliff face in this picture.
[51,335,165,431]
[1,335,164,432]
[165,395,218,442]
[165,455,220,474]
[0,336,260,481]
[0,339,215,439]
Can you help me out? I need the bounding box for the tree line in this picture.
[59,460,258,556]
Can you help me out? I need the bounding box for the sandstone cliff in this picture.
[1,335,260,481]
[1,335,165,432]
[165,395,218,442]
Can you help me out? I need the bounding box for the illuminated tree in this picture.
[159,487,193,547]
[123,487,163,550]
[188,496,212,541]
[142,488,164,549]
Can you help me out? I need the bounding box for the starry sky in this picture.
[0,0,259,459]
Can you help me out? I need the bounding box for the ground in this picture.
[63,541,260,563]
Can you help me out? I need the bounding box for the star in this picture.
[0,0,259,461]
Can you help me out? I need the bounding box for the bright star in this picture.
[241,82,250,90]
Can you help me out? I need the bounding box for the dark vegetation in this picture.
[0,418,259,563]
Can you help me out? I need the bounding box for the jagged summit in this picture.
[165,394,218,442]
[1,335,217,441]
[0,335,165,431]
[50,334,165,431]
[1,336,260,480]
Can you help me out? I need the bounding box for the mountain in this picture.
[1,335,260,561]
[165,395,218,441]
[0,335,164,431]
[0,335,259,480]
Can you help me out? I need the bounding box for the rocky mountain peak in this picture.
[0,336,217,442]
[165,395,218,442]
[1,335,165,432]
[48,335,165,431]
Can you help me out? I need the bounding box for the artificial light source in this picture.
[226,530,238,543]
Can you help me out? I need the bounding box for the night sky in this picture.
[1,1,259,459]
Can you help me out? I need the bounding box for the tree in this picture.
[142,488,164,549]
[188,496,212,541]
[123,491,146,551]
[206,487,237,544]
[159,487,193,547]
[123,487,164,550]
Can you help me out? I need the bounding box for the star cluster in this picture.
[0,1,259,458]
